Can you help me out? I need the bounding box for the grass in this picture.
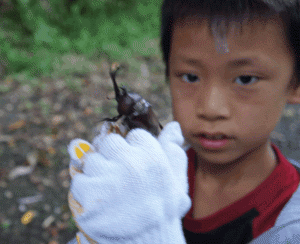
[0,0,162,82]
[0,220,11,230]
[67,216,77,232]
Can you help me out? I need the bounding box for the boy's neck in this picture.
[195,141,277,192]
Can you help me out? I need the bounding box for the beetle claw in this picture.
[100,115,120,122]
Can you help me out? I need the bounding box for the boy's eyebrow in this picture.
[177,55,278,69]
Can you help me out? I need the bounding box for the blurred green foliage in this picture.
[0,0,162,78]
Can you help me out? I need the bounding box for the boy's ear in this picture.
[287,75,300,104]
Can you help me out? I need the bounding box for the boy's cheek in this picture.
[170,77,198,99]
[172,102,193,127]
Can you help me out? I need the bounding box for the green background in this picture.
[0,0,162,79]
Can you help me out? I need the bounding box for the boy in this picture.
[67,0,300,243]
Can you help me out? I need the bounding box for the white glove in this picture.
[67,121,191,244]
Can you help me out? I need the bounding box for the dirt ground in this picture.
[1,55,300,244]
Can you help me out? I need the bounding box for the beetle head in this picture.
[117,87,136,116]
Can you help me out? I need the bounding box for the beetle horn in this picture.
[109,62,122,102]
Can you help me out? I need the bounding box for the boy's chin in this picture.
[194,143,255,165]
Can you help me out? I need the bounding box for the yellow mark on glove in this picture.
[76,233,81,244]
[75,143,90,159]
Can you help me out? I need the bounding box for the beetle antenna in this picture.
[109,62,121,102]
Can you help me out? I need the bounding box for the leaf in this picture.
[8,119,26,131]
[8,166,33,180]
[21,210,36,225]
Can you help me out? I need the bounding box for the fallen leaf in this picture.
[82,79,89,86]
[17,194,43,205]
[48,240,58,244]
[0,135,13,142]
[26,151,38,167]
[51,115,65,126]
[38,150,52,167]
[8,119,26,131]
[83,107,93,116]
[8,138,15,148]
[42,215,55,229]
[21,210,36,225]
[50,227,59,238]
[8,166,33,180]
[47,147,56,155]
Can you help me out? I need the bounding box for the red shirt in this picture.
[182,144,300,243]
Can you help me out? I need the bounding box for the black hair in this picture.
[161,0,300,87]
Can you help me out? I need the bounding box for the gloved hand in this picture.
[67,121,191,244]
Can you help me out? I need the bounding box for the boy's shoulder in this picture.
[250,157,300,244]
[289,158,300,173]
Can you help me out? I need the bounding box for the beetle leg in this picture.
[107,115,128,137]
[159,122,163,130]
[114,114,126,125]
[100,115,121,122]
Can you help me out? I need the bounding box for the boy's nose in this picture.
[195,85,230,121]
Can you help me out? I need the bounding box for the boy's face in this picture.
[169,16,297,165]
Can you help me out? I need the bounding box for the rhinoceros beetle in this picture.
[101,62,163,137]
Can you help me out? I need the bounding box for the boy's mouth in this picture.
[196,132,232,140]
[195,132,233,149]
[201,134,227,140]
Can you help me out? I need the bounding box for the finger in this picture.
[100,121,113,137]
[158,121,185,147]
[178,193,192,218]
[158,122,191,216]
[68,139,95,178]
[92,121,115,151]
[68,192,98,244]
[76,231,97,244]
[68,139,109,178]
[68,191,84,219]
[96,130,166,174]
[125,128,164,154]
[69,162,83,179]
[158,121,188,185]
[98,132,136,162]
[182,140,192,151]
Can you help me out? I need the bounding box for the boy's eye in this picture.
[235,75,259,86]
[180,73,199,83]
[177,73,260,86]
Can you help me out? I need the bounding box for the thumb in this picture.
[158,121,189,184]
[158,121,185,148]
